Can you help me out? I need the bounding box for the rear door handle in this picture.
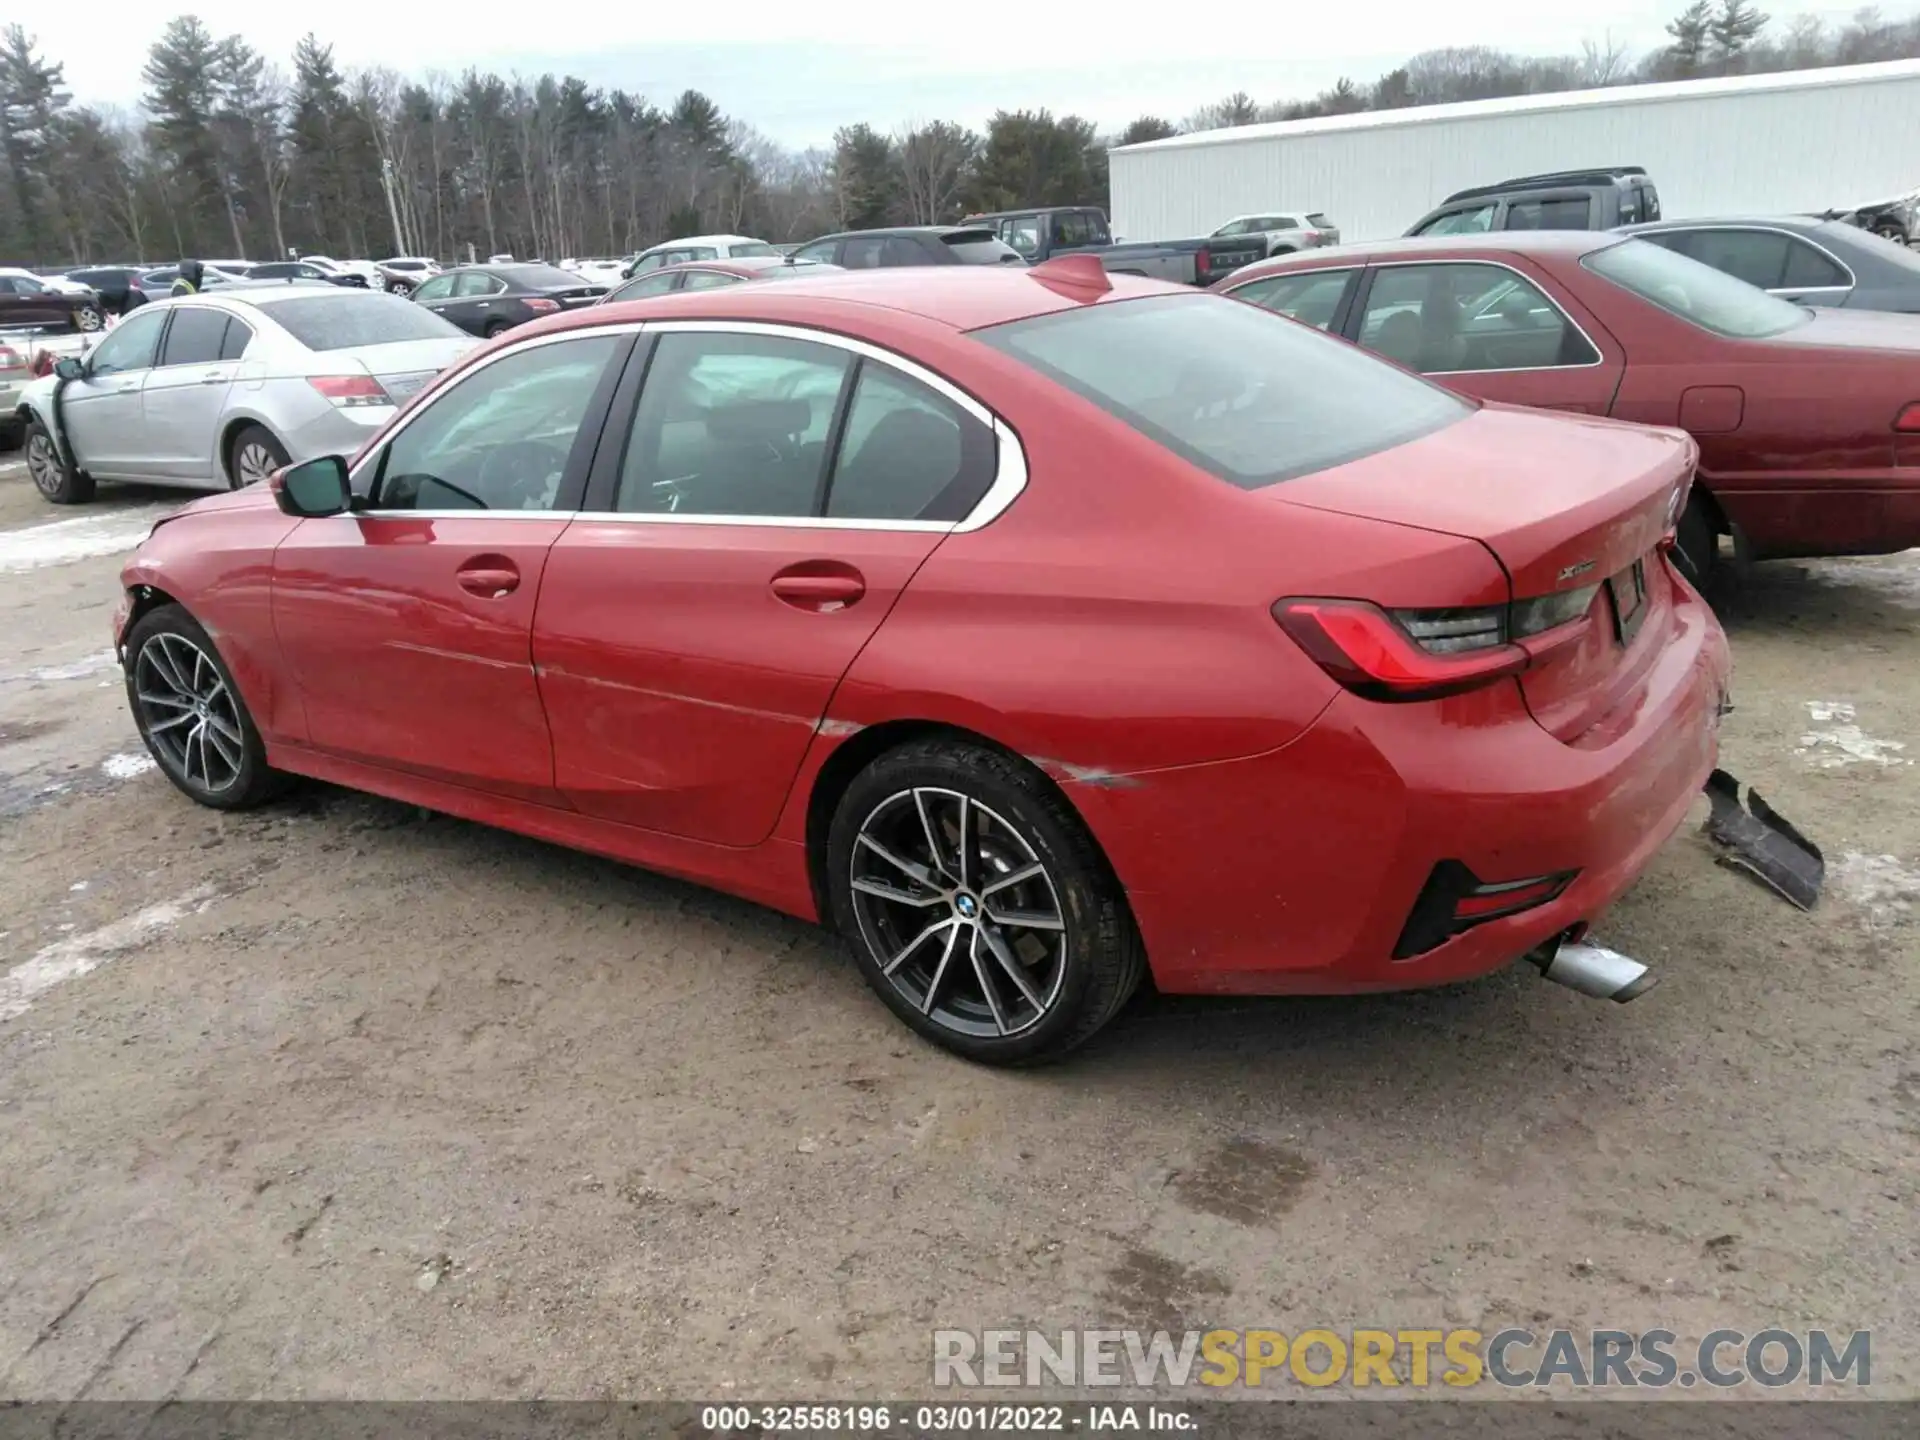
[200,370,227,385]
[456,562,520,598]
[770,572,865,610]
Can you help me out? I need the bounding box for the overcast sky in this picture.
[34,2,1887,148]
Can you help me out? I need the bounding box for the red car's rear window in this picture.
[973,293,1469,489]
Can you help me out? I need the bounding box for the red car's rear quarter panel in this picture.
[1124,561,1729,995]
[119,491,304,742]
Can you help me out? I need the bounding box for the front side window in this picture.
[630,253,667,274]
[842,238,885,270]
[86,307,167,375]
[1357,264,1598,373]
[1585,238,1811,339]
[1505,197,1592,231]
[1213,219,1249,237]
[615,332,850,517]
[158,307,231,366]
[825,364,995,521]
[454,272,501,298]
[792,240,838,265]
[413,274,455,302]
[1677,229,1793,290]
[370,335,622,511]
[1006,218,1043,259]
[728,242,776,258]
[681,270,742,290]
[1228,268,1355,331]
[1418,204,1495,236]
[975,293,1468,490]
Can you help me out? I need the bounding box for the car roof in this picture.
[639,234,763,252]
[806,225,998,243]
[1260,231,1621,264]
[649,256,841,276]
[1620,214,1834,235]
[520,264,1191,338]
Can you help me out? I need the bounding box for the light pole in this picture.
[380,158,405,257]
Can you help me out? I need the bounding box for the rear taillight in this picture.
[1895,402,1920,432]
[1195,249,1212,278]
[1273,588,1596,702]
[307,374,390,408]
[524,297,560,313]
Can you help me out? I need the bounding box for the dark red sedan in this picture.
[112,262,1729,1064]
[1218,232,1920,582]
[598,255,840,303]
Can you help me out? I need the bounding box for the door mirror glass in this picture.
[54,357,84,380]
[274,455,352,517]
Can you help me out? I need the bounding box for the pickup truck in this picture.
[963,206,1269,286]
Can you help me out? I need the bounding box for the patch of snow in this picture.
[101,751,156,780]
[1796,700,1911,769]
[1802,552,1920,610]
[68,881,87,892]
[0,649,118,683]
[0,886,216,1022]
[0,512,159,574]
[1832,852,1920,926]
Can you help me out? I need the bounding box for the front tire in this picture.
[826,738,1145,1066]
[227,424,289,490]
[73,304,103,332]
[124,605,288,810]
[24,417,93,504]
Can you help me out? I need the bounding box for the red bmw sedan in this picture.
[113,260,1729,1064]
[1216,232,1920,584]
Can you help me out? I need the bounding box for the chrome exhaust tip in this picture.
[1536,940,1658,1003]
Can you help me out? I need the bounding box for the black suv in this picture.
[1407,167,1661,238]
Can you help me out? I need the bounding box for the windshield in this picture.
[1584,238,1811,338]
[974,293,1470,489]
[259,292,465,350]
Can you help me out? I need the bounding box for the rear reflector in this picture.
[307,374,390,408]
[1896,402,1920,432]
[1273,589,1597,703]
[1394,860,1578,958]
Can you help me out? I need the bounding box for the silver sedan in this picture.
[16,286,477,505]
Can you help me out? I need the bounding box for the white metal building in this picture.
[1109,59,1920,243]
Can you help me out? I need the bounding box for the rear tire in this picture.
[24,417,92,504]
[226,424,288,490]
[1673,491,1720,593]
[483,319,509,338]
[826,738,1145,1066]
[124,605,290,810]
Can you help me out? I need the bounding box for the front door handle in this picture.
[456,561,520,598]
[771,571,865,610]
[200,370,227,385]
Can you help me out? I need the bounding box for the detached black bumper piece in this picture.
[1702,767,1824,910]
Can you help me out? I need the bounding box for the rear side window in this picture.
[1681,230,1792,289]
[1306,213,1333,228]
[263,293,465,350]
[975,293,1469,490]
[826,364,995,521]
[220,317,254,360]
[159,307,230,366]
[728,242,776,258]
[680,270,741,290]
[879,236,926,267]
[1782,240,1849,289]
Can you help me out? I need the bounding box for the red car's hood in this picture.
[1268,402,1692,601]
[148,484,278,532]
[1768,306,1920,355]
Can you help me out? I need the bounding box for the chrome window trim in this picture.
[344,317,1029,533]
[1353,257,1609,377]
[1642,223,1858,292]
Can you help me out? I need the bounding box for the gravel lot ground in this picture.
[0,458,1915,1403]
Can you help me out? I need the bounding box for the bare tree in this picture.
[1579,33,1633,85]
[897,120,977,224]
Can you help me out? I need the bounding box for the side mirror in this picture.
[272,455,353,517]
[54,357,84,381]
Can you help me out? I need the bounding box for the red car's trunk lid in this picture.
[1272,403,1696,741]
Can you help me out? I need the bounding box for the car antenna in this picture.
[1027,252,1111,300]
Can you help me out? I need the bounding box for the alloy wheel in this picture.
[26,431,62,497]
[75,306,102,331]
[849,787,1068,1039]
[235,441,279,488]
[132,633,246,794]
